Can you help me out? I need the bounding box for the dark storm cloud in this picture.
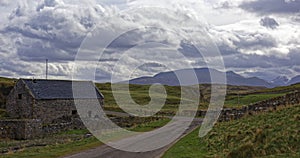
[240,0,300,15]
[260,17,279,29]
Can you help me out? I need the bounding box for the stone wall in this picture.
[0,119,42,140]
[182,91,300,122]
[6,80,34,119]
[33,98,103,124]
[218,91,300,122]
[33,99,77,124]
[42,117,85,134]
[0,117,86,140]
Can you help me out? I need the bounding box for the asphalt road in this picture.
[63,117,202,158]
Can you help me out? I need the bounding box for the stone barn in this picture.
[6,79,104,124]
[1,79,104,139]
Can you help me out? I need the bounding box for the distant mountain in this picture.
[288,75,300,85]
[128,68,275,88]
[270,76,289,86]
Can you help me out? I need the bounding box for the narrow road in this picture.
[63,118,202,158]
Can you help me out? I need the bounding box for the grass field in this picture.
[257,83,300,94]
[96,83,183,108]
[163,105,300,158]
[224,93,286,108]
[0,137,102,158]
[97,82,289,110]
[97,83,272,111]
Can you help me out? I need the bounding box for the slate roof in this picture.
[21,79,104,100]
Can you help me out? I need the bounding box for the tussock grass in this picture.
[164,105,300,158]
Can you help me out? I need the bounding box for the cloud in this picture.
[240,0,300,15]
[241,67,295,81]
[1,1,214,81]
[208,17,300,80]
[2,0,104,63]
[213,1,235,10]
[287,47,300,65]
[234,32,277,50]
[211,27,279,56]
[36,0,63,11]
[0,0,10,6]
[219,1,231,9]
[137,62,167,73]
[0,0,299,82]
[0,0,103,78]
[223,53,290,69]
[260,17,279,29]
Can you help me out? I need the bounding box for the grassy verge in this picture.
[130,118,171,132]
[0,137,101,158]
[164,105,300,158]
[0,118,170,158]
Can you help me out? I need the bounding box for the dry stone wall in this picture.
[182,91,300,122]
[218,91,300,122]
[0,119,42,140]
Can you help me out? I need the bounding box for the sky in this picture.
[0,0,299,82]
